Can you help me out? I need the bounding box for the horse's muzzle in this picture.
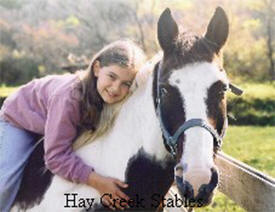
[176,167,219,207]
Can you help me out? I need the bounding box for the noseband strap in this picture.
[156,101,222,157]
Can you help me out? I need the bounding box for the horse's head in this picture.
[155,7,229,207]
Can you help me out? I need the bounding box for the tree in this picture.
[265,0,275,80]
[0,0,24,10]
[246,0,275,81]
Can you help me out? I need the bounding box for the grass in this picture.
[196,126,275,212]
[196,192,245,212]
[226,82,275,125]
[227,81,275,101]
[223,126,275,177]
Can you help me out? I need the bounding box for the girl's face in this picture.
[94,61,136,104]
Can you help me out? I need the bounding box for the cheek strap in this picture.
[229,83,243,96]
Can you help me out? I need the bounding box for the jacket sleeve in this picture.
[44,93,94,184]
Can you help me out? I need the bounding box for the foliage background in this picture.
[0,0,274,85]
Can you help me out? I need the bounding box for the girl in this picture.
[0,40,146,211]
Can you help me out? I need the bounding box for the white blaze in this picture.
[169,62,228,195]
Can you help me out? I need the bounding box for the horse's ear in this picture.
[204,7,229,53]
[157,8,179,53]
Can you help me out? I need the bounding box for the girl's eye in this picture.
[108,74,115,80]
[123,82,132,88]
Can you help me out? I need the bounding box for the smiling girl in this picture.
[0,40,146,211]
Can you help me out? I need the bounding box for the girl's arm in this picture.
[44,93,93,183]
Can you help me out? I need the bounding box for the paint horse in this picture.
[12,7,231,211]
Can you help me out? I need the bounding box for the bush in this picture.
[227,82,275,126]
[228,98,275,125]
[0,56,40,86]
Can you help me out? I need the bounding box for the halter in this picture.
[155,62,243,158]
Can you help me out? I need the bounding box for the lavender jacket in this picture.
[0,74,94,184]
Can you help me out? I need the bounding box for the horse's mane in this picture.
[73,52,162,150]
[131,52,162,90]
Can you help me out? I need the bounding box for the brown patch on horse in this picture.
[206,80,228,136]
[208,117,217,129]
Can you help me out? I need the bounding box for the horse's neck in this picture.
[113,74,169,160]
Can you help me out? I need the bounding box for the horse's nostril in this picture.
[198,184,209,193]
[175,177,194,199]
[210,167,219,188]
[175,176,185,195]
[197,167,219,195]
[184,181,194,199]
[195,183,215,206]
[195,167,219,206]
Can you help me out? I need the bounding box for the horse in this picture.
[11,7,230,211]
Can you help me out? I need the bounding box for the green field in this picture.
[227,82,275,101]
[227,82,275,126]
[223,126,275,177]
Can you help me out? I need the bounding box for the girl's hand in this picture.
[88,172,130,210]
